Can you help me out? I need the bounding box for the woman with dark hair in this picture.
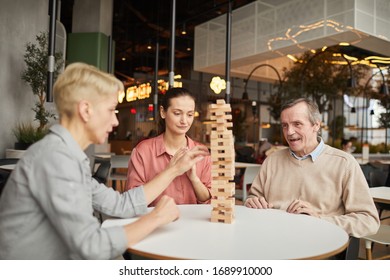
[125,88,211,206]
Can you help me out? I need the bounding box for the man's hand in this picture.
[286,199,319,217]
[245,196,273,209]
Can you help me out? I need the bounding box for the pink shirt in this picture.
[125,133,211,206]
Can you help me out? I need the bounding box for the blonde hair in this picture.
[53,62,124,119]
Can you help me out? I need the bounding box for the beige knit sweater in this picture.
[248,145,380,238]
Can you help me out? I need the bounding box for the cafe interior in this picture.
[1,0,390,260]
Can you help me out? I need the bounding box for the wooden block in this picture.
[209,98,234,224]
[212,160,234,167]
[210,142,234,148]
[216,115,232,122]
[210,216,234,224]
[211,170,235,178]
[211,169,232,175]
[210,152,234,159]
[210,114,232,120]
[211,122,233,128]
[211,164,234,170]
[211,179,230,185]
[211,206,234,213]
[211,176,233,182]
[210,130,233,137]
[213,164,234,170]
[211,198,235,208]
[210,144,234,150]
[211,184,235,189]
[211,155,234,162]
[209,109,231,115]
[211,208,234,215]
[210,209,234,224]
[210,188,235,197]
[210,103,231,110]
[210,182,235,192]
[210,110,231,116]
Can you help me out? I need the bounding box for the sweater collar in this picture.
[290,137,324,162]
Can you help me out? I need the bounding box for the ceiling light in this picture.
[181,23,187,35]
[210,76,226,94]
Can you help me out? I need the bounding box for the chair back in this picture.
[0,158,19,197]
[108,155,130,191]
[92,161,111,184]
[110,155,130,169]
[360,163,376,185]
[241,165,260,201]
[235,146,256,163]
[0,169,11,197]
[369,169,388,187]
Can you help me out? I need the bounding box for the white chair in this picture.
[363,225,390,260]
[236,165,260,202]
[108,155,130,192]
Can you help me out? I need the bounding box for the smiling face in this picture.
[86,92,119,145]
[160,95,195,136]
[280,101,320,157]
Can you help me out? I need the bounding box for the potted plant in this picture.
[12,123,48,150]
[13,31,64,149]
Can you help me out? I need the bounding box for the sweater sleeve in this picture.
[321,160,380,238]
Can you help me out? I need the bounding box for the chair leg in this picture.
[365,240,373,260]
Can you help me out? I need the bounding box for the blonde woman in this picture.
[0,63,208,259]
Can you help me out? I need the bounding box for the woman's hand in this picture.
[169,146,209,177]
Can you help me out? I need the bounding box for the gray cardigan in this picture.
[0,124,147,259]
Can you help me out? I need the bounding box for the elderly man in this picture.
[245,98,379,238]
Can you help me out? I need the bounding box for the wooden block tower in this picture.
[209,99,235,223]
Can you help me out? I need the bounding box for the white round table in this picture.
[102,205,349,260]
[0,164,15,171]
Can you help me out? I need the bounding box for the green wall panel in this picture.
[67,32,109,71]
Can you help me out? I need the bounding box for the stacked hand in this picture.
[168,146,209,176]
